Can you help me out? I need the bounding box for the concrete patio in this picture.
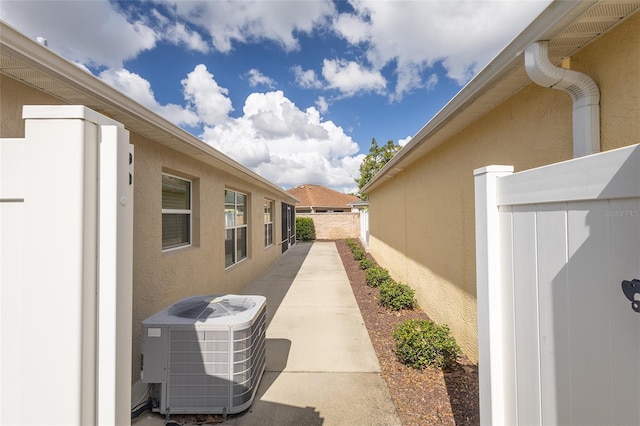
[133,241,401,425]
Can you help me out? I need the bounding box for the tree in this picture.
[355,138,401,200]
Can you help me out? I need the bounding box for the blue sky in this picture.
[1,0,551,193]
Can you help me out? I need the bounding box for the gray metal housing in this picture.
[141,295,266,415]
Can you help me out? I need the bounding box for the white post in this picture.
[474,165,513,426]
[97,123,134,425]
[0,105,133,425]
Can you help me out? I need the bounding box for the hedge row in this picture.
[344,238,460,370]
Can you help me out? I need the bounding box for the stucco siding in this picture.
[298,212,360,239]
[1,73,293,382]
[0,74,66,137]
[368,12,639,363]
[130,134,287,378]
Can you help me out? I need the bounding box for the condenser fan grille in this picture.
[168,295,257,320]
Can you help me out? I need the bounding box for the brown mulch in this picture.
[334,239,479,426]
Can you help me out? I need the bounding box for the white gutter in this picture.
[525,40,600,157]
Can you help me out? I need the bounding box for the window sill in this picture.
[162,243,195,255]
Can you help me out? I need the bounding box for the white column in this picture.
[474,165,513,426]
[97,122,134,426]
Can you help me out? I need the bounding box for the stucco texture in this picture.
[368,12,640,362]
[1,73,293,382]
[130,134,290,379]
[0,74,66,137]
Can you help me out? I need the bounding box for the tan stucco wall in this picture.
[368,12,640,363]
[0,74,66,137]
[298,212,360,239]
[130,135,291,379]
[1,73,293,382]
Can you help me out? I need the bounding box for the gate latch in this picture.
[621,279,640,313]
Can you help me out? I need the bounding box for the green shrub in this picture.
[351,248,366,260]
[296,217,315,241]
[365,267,391,287]
[379,281,416,311]
[359,258,376,270]
[345,238,357,249]
[392,319,461,370]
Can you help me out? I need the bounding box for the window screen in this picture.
[225,189,248,267]
[162,174,191,250]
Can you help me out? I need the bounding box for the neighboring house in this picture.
[287,184,359,213]
[0,21,298,420]
[362,0,640,363]
[286,184,361,239]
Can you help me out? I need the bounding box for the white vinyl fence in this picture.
[475,144,640,425]
[0,106,134,425]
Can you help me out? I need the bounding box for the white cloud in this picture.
[292,65,323,89]
[153,0,335,53]
[99,68,199,126]
[164,21,210,53]
[322,59,386,96]
[315,96,329,114]
[202,91,363,191]
[332,12,370,45]
[0,0,157,68]
[182,65,234,127]
[98,64,360,192]
[334,0,551,98]
[398,136,412,147]
[245,69,276,88]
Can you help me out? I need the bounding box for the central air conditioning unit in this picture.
[141,294,266,416]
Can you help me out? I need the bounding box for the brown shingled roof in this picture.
[286,184,360,209]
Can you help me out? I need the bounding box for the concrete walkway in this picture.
[133,241,400,425]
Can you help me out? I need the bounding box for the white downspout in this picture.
[524,40,600,158]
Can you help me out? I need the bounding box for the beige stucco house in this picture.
[0,20,298,412]
[362,0,640,363]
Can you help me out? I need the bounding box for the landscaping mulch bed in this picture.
[335,239,480,426]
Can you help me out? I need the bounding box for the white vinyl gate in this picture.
[475,144,640,425]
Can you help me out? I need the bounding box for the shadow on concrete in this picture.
[243,241,312,329]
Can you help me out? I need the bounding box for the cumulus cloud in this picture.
[0,0,157,68]
[245,69,277,88]
[164,22,210,53]
[153,0,335,53]
[315,96,329,114]
[292,65,323,89]
[182,65,234,127]
[202,91,363,191]
[99,68,199,126]
[398,136,412,147]
[333,0,550,98]
[98,64,361,191]
[322,59,386,96]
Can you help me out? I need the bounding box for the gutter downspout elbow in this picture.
[524,41,600,158]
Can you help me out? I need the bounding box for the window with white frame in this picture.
[225,189,248,267]
[264,199,273,247]
[162,174,191,250]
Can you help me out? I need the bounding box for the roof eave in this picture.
[0,21,298,204]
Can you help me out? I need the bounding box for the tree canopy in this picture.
[355,138,401,200]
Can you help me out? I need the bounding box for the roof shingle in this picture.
[286,184,359,209]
